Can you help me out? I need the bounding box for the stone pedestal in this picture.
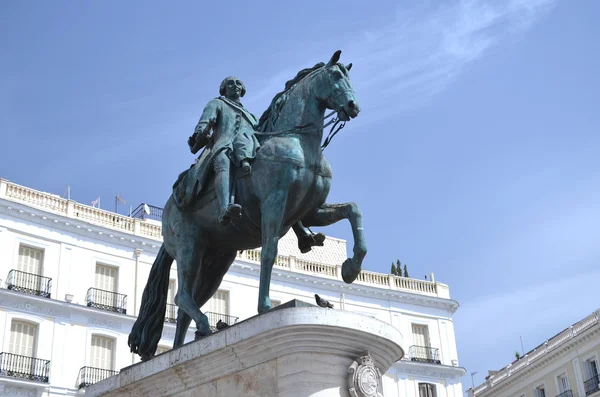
[86,300,404,397]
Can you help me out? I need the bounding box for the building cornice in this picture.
[231,259,460,313]
[0,201,161,254]
[0,178,457,307]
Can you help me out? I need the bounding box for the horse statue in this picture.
[128,50,367,361]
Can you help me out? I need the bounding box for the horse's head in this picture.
[317,50,360,122]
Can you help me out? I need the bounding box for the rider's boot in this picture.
[292,222,325,254]
[215,170,242,226]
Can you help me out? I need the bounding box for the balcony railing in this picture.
[165,303,177,323]
[205,311,239,332]
[408,345,441,364]
[0,352,50,383]
[585,374,600,396]
[556,391,573,397]
[86,288,127,314]
[77,366,119,389]
[131,203,163,222]
[6,269,52,298]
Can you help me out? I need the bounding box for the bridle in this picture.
[254,66,351,150]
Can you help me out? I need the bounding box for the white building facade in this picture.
[472,310,600,397]
[0,178,466,396]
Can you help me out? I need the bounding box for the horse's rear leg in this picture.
[174,242,211,338]
[258,190,288,313]
[173,249,236,346]
[301,202,367,283]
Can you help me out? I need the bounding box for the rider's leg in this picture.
[214,152,242,226]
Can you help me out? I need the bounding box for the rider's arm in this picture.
[189,100,220,153]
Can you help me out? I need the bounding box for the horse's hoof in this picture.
[195,330,211,341]
[342,258,361,283]
[298,233,326,253]
[140,353,153,362]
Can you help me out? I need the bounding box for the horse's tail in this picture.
[128,244,173,360]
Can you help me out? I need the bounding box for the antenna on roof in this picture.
[520,336,524,355]
[115,193,126,213]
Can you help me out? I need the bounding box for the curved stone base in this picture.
[86,302,404,397]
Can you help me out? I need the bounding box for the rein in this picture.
[254,108,346,150]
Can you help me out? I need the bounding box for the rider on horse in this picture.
[180,76,325,251]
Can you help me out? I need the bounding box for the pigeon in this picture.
[216,319,229,330]
[315,294,334,309]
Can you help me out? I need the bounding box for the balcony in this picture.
[585,374,600,396]
[0,352,50,383]
[86,288,127,314]
[408,345,441,364]
[77,366,119,389]
[6,270,52,298]
[556,391,573,397]
[205,311,239,332]
[131,203,163,222]
[165,303,177,323]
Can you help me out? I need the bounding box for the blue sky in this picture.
[1,0,599,386]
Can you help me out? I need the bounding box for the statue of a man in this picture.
[188,76,260,226]
[182,76,325,252]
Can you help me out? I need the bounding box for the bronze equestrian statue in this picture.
[129,50,367,361]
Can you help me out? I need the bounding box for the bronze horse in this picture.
[129,50,367,360]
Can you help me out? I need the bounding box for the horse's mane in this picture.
[257,62,325,132]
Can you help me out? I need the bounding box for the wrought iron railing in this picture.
[86,288,127,314]
[585,374,600,396]
[165,303,177,323]
[76,366,118,389]
[131,203,163,222]
[205,311,239,332]
[408,345,441,364]
[556,390,573,397]
[0,352,50,383]
[6,269,52,298]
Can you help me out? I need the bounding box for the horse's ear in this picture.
[346,63,352,71]
[326,50,342,67]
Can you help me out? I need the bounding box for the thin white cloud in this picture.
[344,0,557,113]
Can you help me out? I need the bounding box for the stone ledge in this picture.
[86,304,404,397]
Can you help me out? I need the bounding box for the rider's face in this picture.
[224,78,244,100]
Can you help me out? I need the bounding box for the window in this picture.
[585,358,599,380]
[95,264,117,292]
[419,383,437,397]
[412,324,431,347]
[202,290,229,315]
[535,386,546,397]
[9,321,37,357]
[90,336,114,370]
[17,245,43,275]
[557,374,570,394]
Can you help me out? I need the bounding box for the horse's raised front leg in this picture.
[258,190,288,314]
[301,202,367,283]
